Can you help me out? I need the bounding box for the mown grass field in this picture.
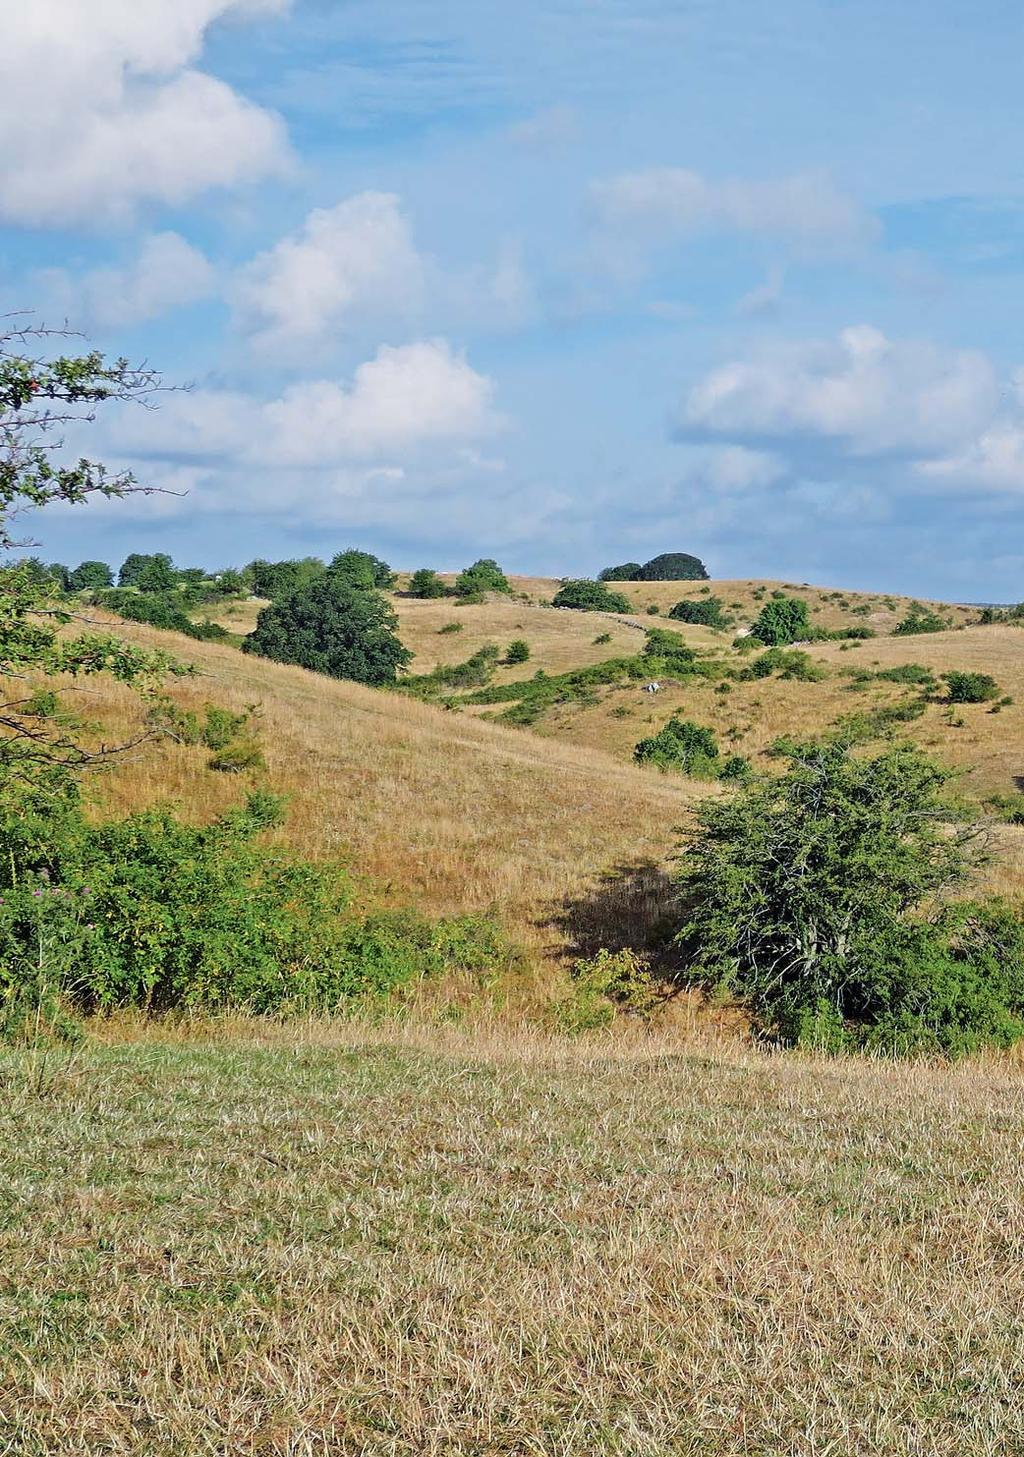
[3,1020,1024,1455]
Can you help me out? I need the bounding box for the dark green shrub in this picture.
[894,605,948,636]
[454,559,511,597]
[505,639,530,664]
[593,632,612,644]
[243,577,411,685]
[438,621,464,635]
[97,589,229,642]
[552,579,631,613]
[598,562,642,582]
[743,648,826,682]
[646,604,660,615]
[247,558,325,600]
[207,739,266,773]
[750,595,812,645]
[669,596,729,628]
[676,738,1024,1055]
[408,568,448,599]
[875,664,937,686]
[638,553,709,581]
[328,549,395,590]
[944,671,1000,704]
[634,716,720,776]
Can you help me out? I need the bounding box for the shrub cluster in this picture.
[634,715,748,781]
[552,579,632,613]
[97,589,229,642]
[600,553,709,582]
[668,595,729,628]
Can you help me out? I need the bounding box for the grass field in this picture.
[3,1019,1024,1455]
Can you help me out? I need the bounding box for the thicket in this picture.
[668,595,729,628]
[944,671,1000,704]
[634,716,749,781]
[894,604,949,636]
[96,589,229,642]
[749,595,812,645]
[552,578,632,613]
[454,558,511,597]
[600,553,709,582]
[676,737,1024,1056]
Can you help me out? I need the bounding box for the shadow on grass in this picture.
[541,859,681,975]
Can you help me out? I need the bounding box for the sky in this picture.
[3,0,1024,598]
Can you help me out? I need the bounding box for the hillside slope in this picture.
[84,621,705,971]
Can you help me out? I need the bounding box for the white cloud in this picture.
[684,325,999,455]
[507,105,580,151]
[735,264,785,318]
[700,445,785,493]
[916,425,1024,494]
[0,1,292,225]
[37,233,215,328]
[590,168,878,255]
[231,193,426,352]
[262,340,499,463]
[99,339,500,499]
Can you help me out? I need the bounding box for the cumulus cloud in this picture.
[37,233,215,328]
[684,325,999,456]
[231,192,536,351]
[231,193,426,352]
[0,1,292,225]
[590,167,879,255]
[94,339,501,521]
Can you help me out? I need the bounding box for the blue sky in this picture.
[4,0,1024,597]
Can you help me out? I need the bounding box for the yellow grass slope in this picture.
[88,619,704,967]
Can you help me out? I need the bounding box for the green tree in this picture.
[668,595,728,628]
[598,562,643,582]
[407,567,448,599]
[944,671,999,704]
[328,548,395,590]
[213,567,245,595]
[750,594,811,645]
[243,575,411,685]
[118,552,177,592]
[247,557,325,600]
[675,738,1024,1055]
[0,321,179,787]
[639,552,709,581]
[68,560,114,591]
[454,558,511,597]
[505,639,530,663]
[552,578,631,613]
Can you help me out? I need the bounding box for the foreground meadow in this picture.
[2,1020,1023,1455]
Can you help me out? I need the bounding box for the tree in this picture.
[407,568,448,599]
[639,553,709,581]
[675,737,1024,1055]
[213,568,245,595]
[328,548,395,590]
[505,639,530,663]
[668,596,728,628]
[944,671,1000,704]
[0,319,177,787]
[551,578,631,613]
[242,576,411,685]
[750,594,811,645]
[454,558,511,597]
[247,557,325,600]
[118,552,176,592]
[68,560,113,591]
[598,562,643,582]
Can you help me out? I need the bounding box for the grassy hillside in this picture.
[81,619,705,977]
[5,1019,1024,1454]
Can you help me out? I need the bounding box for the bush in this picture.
[668,596,729,628]
[750,595,812,645]
[552,579,631,613]
[634,716,720,777]
[742,648,826,682]
[505,639,530,664]
[247,558,325,600]
[408,568,448,599]
[454,558,510,597]
[598,562,642,582]
[646,604,660,615]
[0,789,513,1020]
[328,549,395,590]
[243,576,411,685]
[438,621,463,635]
[944,671,1000,704]
[894,605,948,636]
[97,589,229,642]
[675,738,1024,1056]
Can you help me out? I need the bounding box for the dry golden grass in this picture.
[4,1018,1024,1454]
[76,617,704,973]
